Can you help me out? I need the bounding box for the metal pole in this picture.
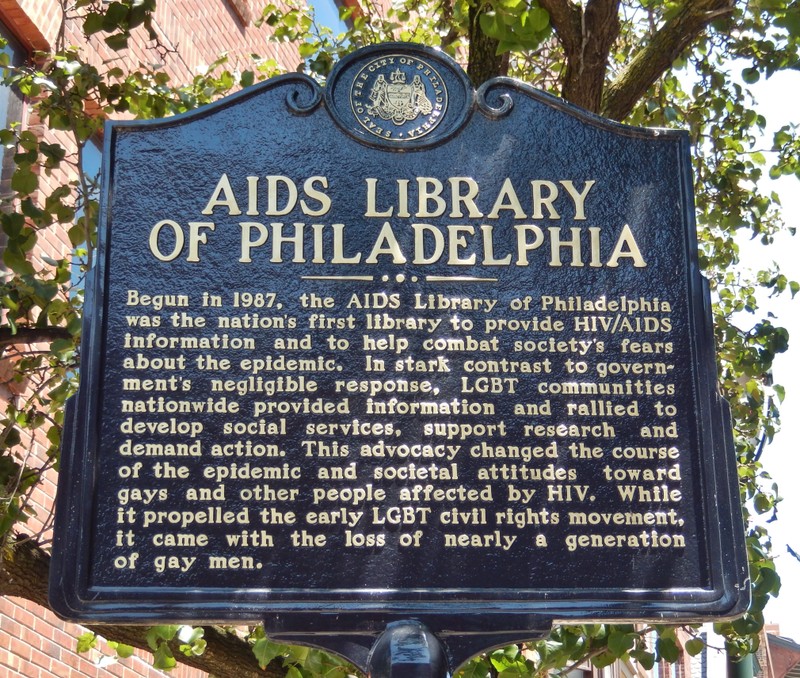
[726,654,753,678]
[367,621,449,678]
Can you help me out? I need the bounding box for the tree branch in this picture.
[467,4,509,86]
[1,536,285,678]
[601,0,735,120]
[538,0,582,56]
[0,326,73,350]
[539,0,621,113]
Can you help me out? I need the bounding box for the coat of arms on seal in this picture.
[368,69,433,124]
[350,55,448,141]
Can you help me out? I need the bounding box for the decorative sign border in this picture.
[49,43,747,667]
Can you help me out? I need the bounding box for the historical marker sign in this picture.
[50,43,747,664]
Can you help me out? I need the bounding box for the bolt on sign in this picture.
[50,43,747,671]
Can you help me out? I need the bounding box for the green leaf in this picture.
[253,637,284,669]
[657,637,680,663]
[733,614,764,635]
[742,67,760,83]
[630,649,656,670]
[608,630,635,657]
[152,643,176,670]
[755,566,780,596]
[11,167,38,195]
[286,644,310,665]
[457,658,492,678]
[240,70,255,87]
[176,626,206,657]
[108,641,135,658]
[76,632,97,653]
[18,130,38,150]
[754,492,773,513]
[591,651,617,668]
[479,12,503,41]
[528,7,549,31]
[103,2,130,30]
[145,625,179,651]
[177,625,204,645]
[68,224,86,247]
[685,638,705,656]
[104,33,129,51]
[3,246,34,274]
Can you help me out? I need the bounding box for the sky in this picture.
[737,67,800,642]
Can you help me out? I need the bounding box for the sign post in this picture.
[50,43,748,673]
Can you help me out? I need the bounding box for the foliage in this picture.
[0,0,798,675]
[250,627,353,677]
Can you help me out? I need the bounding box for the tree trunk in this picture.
[467,5,509,86]
[2,536,286,678]
[539,0,621,114]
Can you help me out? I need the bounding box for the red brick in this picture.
[14,606,37,631]
[0,648,22,672]
[49,656,70,678]
[29,645,54,671]
[10,635,33,662]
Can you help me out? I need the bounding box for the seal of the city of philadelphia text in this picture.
[350,54,448,141]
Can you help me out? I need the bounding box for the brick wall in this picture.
[1,597,204,678]
[0,1,301,675]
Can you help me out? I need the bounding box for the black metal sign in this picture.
[50,43,747,669]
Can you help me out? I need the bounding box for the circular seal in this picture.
[350,54,448,142]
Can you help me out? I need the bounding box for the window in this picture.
[0,21,25,265]
[0,20,25,195]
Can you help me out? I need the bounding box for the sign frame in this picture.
[50,43,748,666]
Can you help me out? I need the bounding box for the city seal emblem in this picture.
[350,55,448,142]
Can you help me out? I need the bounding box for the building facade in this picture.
[0,2,300,675]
